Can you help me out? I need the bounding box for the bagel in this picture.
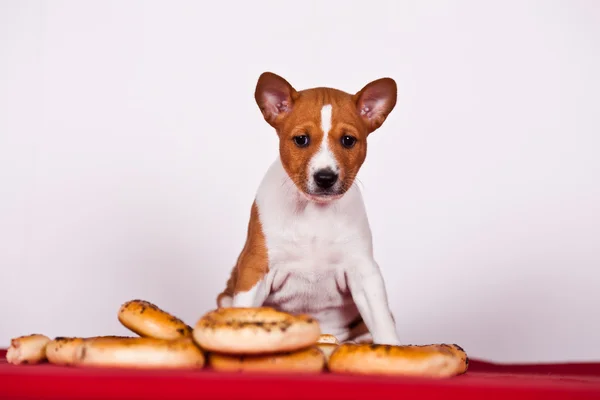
[118,299,193,340]
[328,343,468,378]
[73,337,205,369]
[45,336,131,365]
[317,334,339,344]
[437,343,469,374]
[45,337,84,365]
[193,307,321,354]
[208,346,325,373]
[6,334,50,365]
[317,343,338,362]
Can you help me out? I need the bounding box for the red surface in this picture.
[2,349,600,400]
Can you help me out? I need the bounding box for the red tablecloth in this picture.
[2,349,600,400]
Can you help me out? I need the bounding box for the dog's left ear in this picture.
[353,78,397,134]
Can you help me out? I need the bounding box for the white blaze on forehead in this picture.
[308,104,339,177]
[321,104,332,137]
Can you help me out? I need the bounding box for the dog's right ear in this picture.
[254,72,297,128]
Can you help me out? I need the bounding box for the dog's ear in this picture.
[255,72,297,128]
[353,78,397,134]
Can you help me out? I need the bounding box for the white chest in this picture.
[254,158,373,332]
[266,206,356,270]
[263,205,356,305]
[260,210,363,334]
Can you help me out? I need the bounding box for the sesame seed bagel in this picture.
[46,337,84,365]
[436,343,470,375]
[73,337,205,369]
[193,307,321,354]
[208,346,325,373]
[118,299,192,340]
[328,343,469,378]
[45,336,131,365]
[6,334,50,365]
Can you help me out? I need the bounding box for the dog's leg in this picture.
[347,259,400,345]
[216,201,270,308]
[232,272,269,308]
[217,264,269,308]
[216,265,238,308]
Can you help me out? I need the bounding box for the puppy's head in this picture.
[255,72,397,203]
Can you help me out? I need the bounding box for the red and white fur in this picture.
[216,72,400,345]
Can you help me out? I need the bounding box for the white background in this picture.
[1,0,599,363]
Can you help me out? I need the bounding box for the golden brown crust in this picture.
[328,343,469,378]
[197,307,316,326]
[208,346,325,373]
[436,343,469,374]
[45,337,84,365]
[74,337,205,369]
[193,307,321,354]
[45,336,130,365]
[317,334,339,344]
[6,334,50,365]
[118,299,192,340]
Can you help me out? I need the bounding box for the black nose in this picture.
[314,169,338,189]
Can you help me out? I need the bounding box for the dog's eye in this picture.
[293,135,310,148]
[341,135,357,149]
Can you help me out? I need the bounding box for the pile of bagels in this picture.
[6,299,469,378]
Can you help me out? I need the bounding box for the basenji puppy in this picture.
[216,72,400,345]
